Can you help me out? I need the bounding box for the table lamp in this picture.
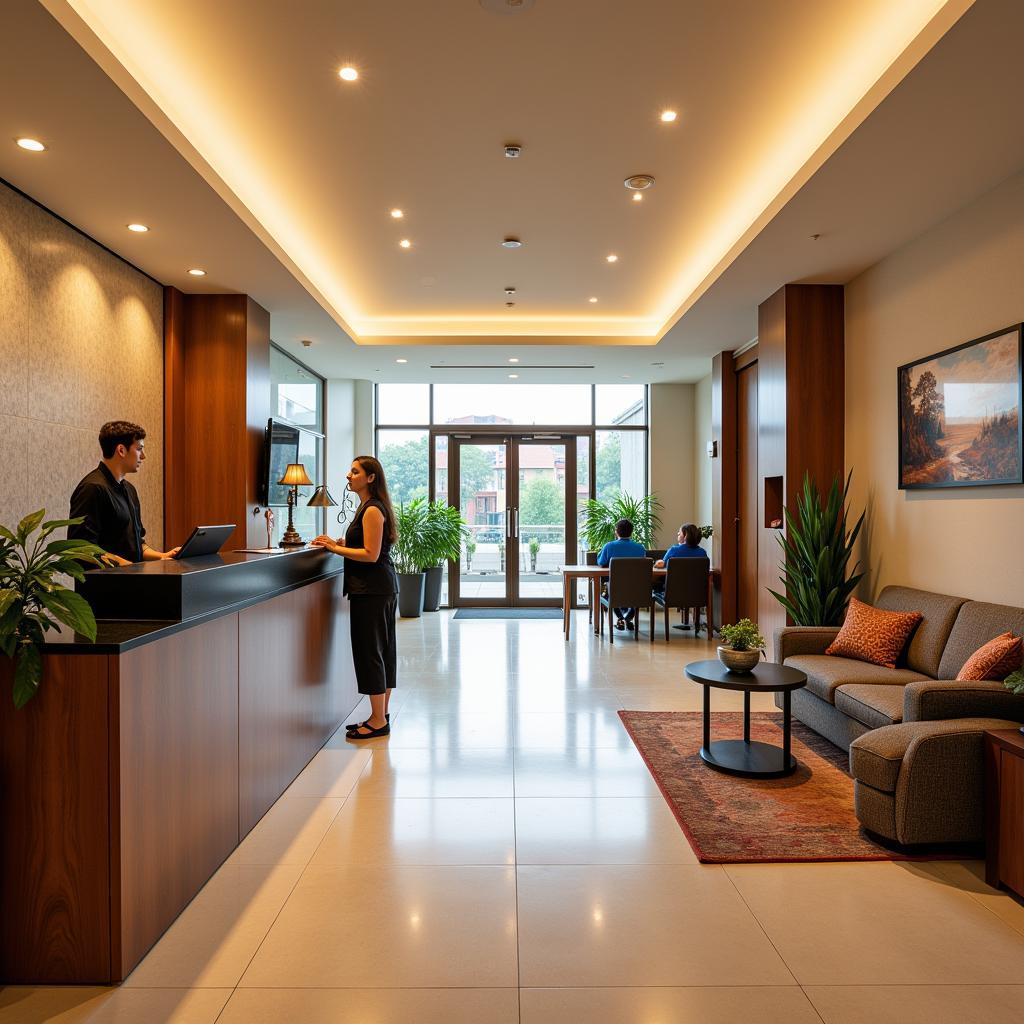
[278,463,313,547]
[306,484,337,509]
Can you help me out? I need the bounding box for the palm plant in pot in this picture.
[420,501,468,612]
[393,499,431,617]
[0,510,106,708]
[580,492,662,561]
[717,619,766,674]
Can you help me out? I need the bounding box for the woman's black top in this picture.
[343,498,399,596]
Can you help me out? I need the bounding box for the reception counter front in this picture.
[0,548,358,984]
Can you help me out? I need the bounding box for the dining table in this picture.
[559,564,717,641]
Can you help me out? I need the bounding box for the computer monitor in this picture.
[173,524,236,560]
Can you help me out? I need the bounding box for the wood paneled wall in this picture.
[711,352,738,627]
[164,290,270,552]
[757,284,845,651]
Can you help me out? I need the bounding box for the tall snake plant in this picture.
[768,472,865,627]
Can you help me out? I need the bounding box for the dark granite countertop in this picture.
[44,547,344,654]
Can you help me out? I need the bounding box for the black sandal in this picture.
[347,721,390,740]
[347,713,389,733]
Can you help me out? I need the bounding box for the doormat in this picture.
[452,608,563,620]
[619,710,971,864]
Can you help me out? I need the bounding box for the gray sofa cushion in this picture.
[834,684,905,729]
[784,654,927,705]
[936,601,1024,680]
[877,586,966,677]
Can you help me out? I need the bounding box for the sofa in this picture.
[774,586,1024,844]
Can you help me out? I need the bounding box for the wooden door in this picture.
[736,362,759,622]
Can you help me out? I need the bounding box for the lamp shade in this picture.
[278,462,313,487]
[307,484,337,507]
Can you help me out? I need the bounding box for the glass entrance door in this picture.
[449,435,576,607]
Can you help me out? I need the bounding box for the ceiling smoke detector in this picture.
[504,144,522,159]
[479,0,535,13]
[505,286,516,296]
[502,237,523,248]
[624,174,656,191]
[506,301,516,308]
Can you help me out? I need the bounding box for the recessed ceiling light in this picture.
[399,239,412,248]
[606,254,618,263]
[127,223,149,233]
[508,357,519,363]
[502,237,523,248]
[16,137,46,152]
[632,192,643,202]
[660,110,677,123]
[624,174,655,191]
[187,268,206,276]
[508,373,519,379]
[338,66,358,81]
[396,358,408,364]
[390,208,404,219]
[589,297,598,303]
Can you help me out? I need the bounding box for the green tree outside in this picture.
[519,476,564,530]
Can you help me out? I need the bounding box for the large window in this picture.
[268,346,324,545]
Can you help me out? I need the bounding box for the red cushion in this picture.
[825,598,922,669]
[957,632,1023,681]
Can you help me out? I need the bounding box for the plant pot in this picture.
[717,645,760,674]
[398,572,426,618]
[422,565,444,612]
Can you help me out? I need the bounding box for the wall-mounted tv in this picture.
[264,418,300,505]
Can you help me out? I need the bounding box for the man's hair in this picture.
[615,518,634,538]
[99,421,146,458]
[680,523,701,547]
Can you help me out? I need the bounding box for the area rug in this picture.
[452,608,563,619]
[619,710,953,864]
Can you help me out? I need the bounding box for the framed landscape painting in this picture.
[898,324,1023,490]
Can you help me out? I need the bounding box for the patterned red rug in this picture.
[619,710,936,864]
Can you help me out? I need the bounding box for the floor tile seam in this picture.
[797,984,829,1024]
[959,887,1024,938]
[718,863,802,988]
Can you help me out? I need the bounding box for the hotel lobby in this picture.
[2,1,1024,1022]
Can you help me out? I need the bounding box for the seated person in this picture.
[654,521,709,593]
[596,518,645,630]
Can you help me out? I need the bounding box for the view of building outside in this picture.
[375,383,647,601]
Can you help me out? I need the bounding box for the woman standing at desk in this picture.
[313,455,398,739]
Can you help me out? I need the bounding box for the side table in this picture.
[984,728,1024,899]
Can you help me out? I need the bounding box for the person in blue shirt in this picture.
[657,523,708,566]
[596,518,646,630]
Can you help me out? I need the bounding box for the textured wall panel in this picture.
[0,182,163,545]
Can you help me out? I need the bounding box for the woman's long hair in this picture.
[680,522,701,547]
[355,455,398,542]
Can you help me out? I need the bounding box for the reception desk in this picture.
[0,548,358,984]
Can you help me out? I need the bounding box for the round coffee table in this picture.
[684,659,808,778]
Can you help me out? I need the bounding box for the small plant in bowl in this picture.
[717,618,766,674]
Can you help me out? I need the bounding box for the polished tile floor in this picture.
[4,611,1024,1023]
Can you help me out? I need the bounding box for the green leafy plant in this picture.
[464,538,476,570]
[419,500,468,569]
[700,524,713,540]
[580,493,663,551]
[0,510,106,708]
[528,536,541,557]
[393,499,431,575]
[1003,668,1024,695]
[768,471,865,627]
[718,618,766,652]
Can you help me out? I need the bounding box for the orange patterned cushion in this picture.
[957,632,1023,681]
[825,598,922,669]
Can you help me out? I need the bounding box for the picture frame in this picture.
[898,324,1023,490]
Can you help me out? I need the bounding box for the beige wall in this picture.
[846,169,1024,605]
[0,182,164,545]
[649,382,697,549]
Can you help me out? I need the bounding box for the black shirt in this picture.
[343,499,399,596]
[68,462,146,563]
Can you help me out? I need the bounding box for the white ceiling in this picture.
[2,0,1023,383]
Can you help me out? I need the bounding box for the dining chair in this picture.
[599,557,655,644]
[654,557,710,641]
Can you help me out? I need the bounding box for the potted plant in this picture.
[420,501,468,612]
[393,499,431,617]
[528,536,540,572]
[768,471,865,626]
[464,537,476,572]
[497,535,505,574]
[580,493,663,560]
[0,510,105,707]
[717,618,766,674]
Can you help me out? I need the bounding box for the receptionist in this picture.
[68,421,179,566]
